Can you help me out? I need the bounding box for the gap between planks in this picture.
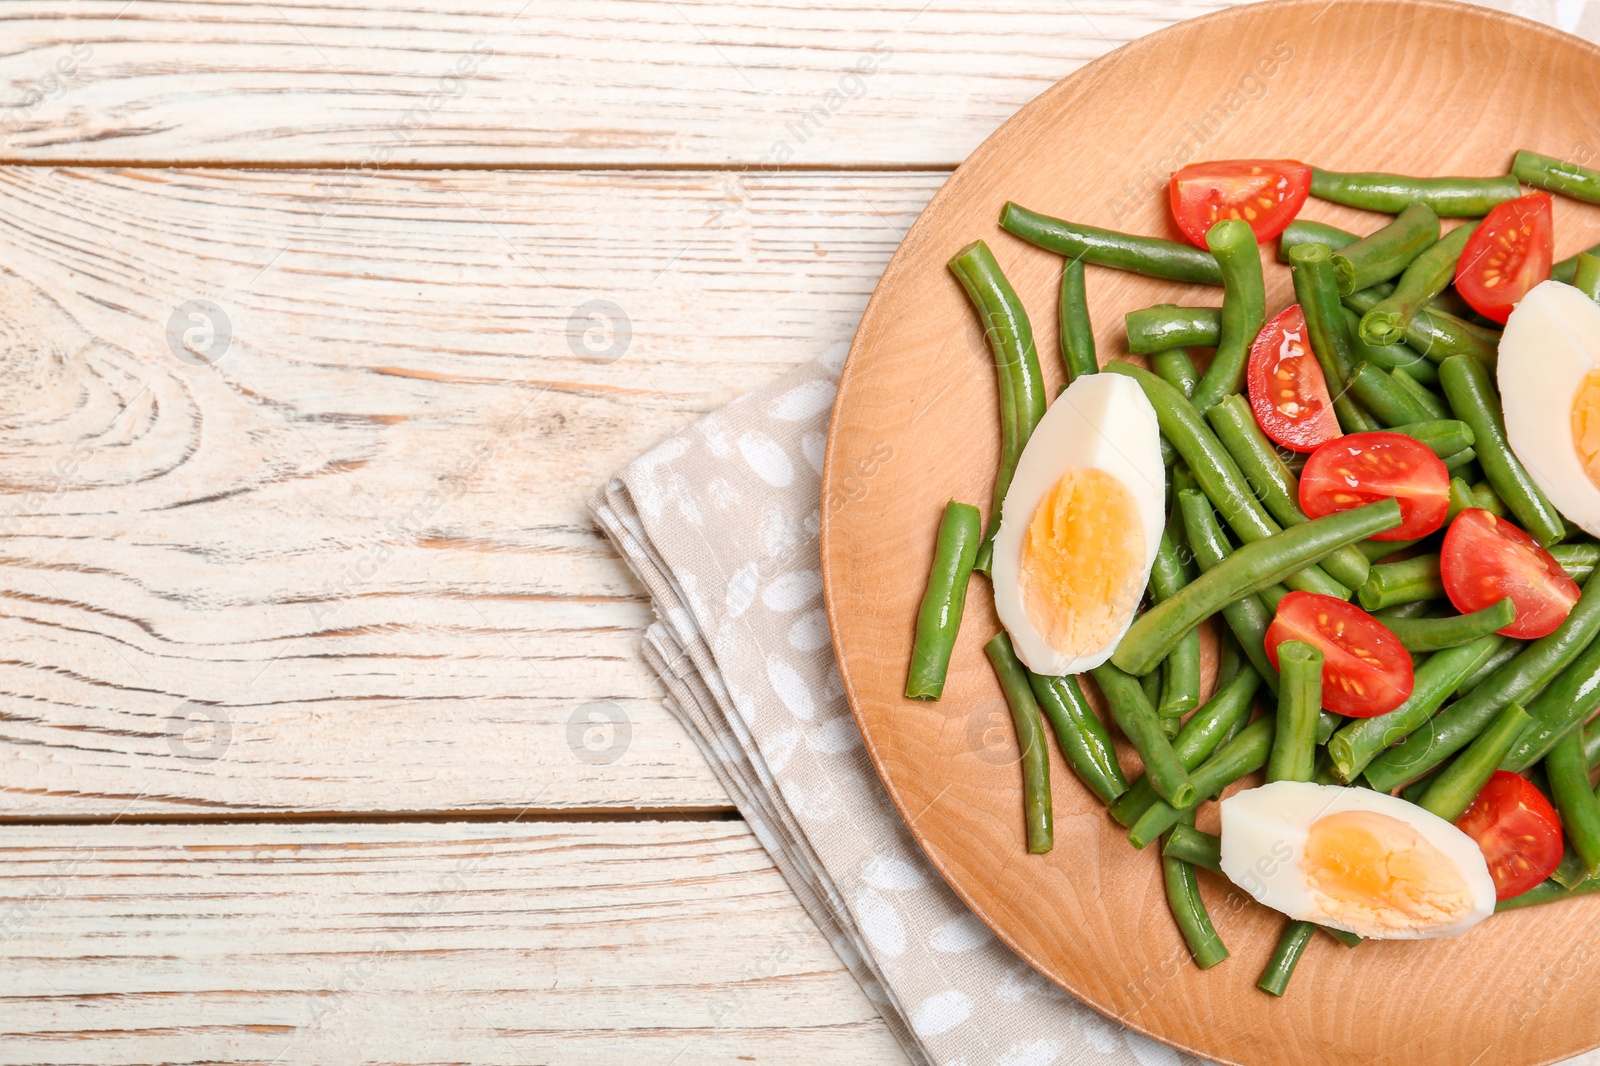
[0,806,743,826]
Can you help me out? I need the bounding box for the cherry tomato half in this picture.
[1246,304,1342,453]
[1455,770,1564,901]
[1298,432,1450,541]
[1169,159,1312,247]
[1441,508,1579,639]
[1265,591,1414,718]
[1455,192,1554,324]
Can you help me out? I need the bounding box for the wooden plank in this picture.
[0,820,910,1065]
[0,0,1249,166]
[0,165,937,817]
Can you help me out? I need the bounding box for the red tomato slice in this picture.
[1455,192,1554,324]
[1298,432,1450,541]
[1247,304,1342,453]
[1441,508,1579,639]
[1169,159,1312,247]
[1265,591,1414,717]
[1455,770,1564,901]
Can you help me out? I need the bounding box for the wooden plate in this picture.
[821,2,1600,1063]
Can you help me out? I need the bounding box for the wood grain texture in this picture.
[0,165,935,817]
[0,0,1254,165]
[0,820,909,1065]
[824,2,1600,1064]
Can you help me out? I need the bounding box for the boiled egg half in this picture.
[1499,279,1600,538]
[991,372,1164,676]
[1220,781,1495,940]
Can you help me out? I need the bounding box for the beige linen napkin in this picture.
[591,346,1211,1066]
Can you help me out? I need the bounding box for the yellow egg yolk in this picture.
[1020,467,1145,658]
[1571,369,1600,491]
[1303,810,1476,935]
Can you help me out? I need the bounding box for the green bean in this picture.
[1151,349,1200,399]
[1574,252,1600,304]
[1512,149,1600,204]
[1278,218,1360,261]
[1416,703,1531,822]
[1498,873,1600,911]
[1395,419,1475,459]
[1390,368,1449,420]
[1546,729,1600,877]
[1288,243,1381,433]
[1140,661,1165,707]
[985,633,1053,853]
[1440,355,1565,546]
[906,500,982,699]
[1206,395,1370,589]
[1346,362,1435,427]
[1178,491,1280,695]
[1126,305,1222,354]
[1164,848,1230,969]
[1159,628,1203,720]
[1091,663,1196,809]
[1358,537,1419,564]
[1587,716,1600,771]
[1116,498,1401,676]
[1327,635,1504,782]
[1109,665,1262,828]
[1399,765,1442,803]
[1357,222,1478,345]
[1343,307,1440,384]
[1163,823,1223,875]
[1257,920,1315,997]
[1309,168,1521,216]
[1104,362,1349,598]
[1501,624,1600,771]
[1383,599,1514,653]
[1191,219,1266,410]
[949,241,1047,573]
[1554,241,1600,285]
[1320,925,1362,948]
[1028,672,1128,805]
[1000,203,1223,284]
[1269,641,1322,784]
[1343,285,1500,367]
[1374,599,1435,622]
[1456,639,1522,698]
[1057,256,1098,382]
[1442,447,1478,472]
[1331,203,1440,295]
[1150,528,1197,604]
[1357,554,1443,612]
[1447,477,1475,523]
[1552,846,1591,890]
[1470,480,1508,518]
[1552,543,1600,584]
[1365,571,1600,792]
[1217,628,1245,689]
[1129,718,1275,849]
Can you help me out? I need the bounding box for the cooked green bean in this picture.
[1116,497,1401,676]
[1000,203,1224,284]
[1574,252,1600,304]
[1164,848,1230,969]
[1320,925,1362,948]
[1447,477,1475,522]
[1416,702,1531,822]
[1399,766,1441,804]
[1357,221,1478,345]
[1343,307,1440,384]
[1390,368,1449,420]
[1357,554,1443,612]
[1395,419,1475,459]
[1343,285,1500,367]
[1456,639,1522,699]
[1548,729,1600,877]
[1552,846,1591,890]
[1365,571,1600,792]
[1440,355,1565,546]
[1217,629,1245,689]
[1129,718,1275,849]
[1587,716,1600,771]
[1152,348,1200,399]
[1126,305,1222,354]
[1288,242,1381,433]
[985,633,1053,853]
[1383,599,1514,653]
[906,500,983,700]
[1160,628,1203,719]
[1092,663,1197,809]
[1058,256,1098,382]
[1105,362,1349,598]
[1346,362,1435,427]
[950,241,1047,572]
[1331,203,1440,295]
[1501,626,1600,771]
[1178,491,1280,695]
[1512,149,1600,204]
[1442,447,1478,472]
[1206,396,1370,589]
[1327,635,1504,782]
[1373,599,1435,622]
[1555,241,1600,285]
[1150,528,1197,604]
[1192,219,1266,410]
[1026,671,1127,805]
[1269,641,1322,784]
[1163,822,1223,875]
[1278,218,1360,261]
[1258,919,1316,997]
[1470,480,1509,518]
[1309,168,1521,216]
[1358,537,1420,564]
[1140,661,1165,707]
[1497,873,1600,912]
[1552,543,1600,584]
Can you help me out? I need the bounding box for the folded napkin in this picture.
[591,347,1211,1066]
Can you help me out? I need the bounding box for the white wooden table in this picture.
[0,2,1589,1062]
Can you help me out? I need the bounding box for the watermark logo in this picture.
[566,702,632,765]
[165,702,233,762]
[567,300,632,364]
[166,300,233,366]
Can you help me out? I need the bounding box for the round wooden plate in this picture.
[821,2,1600,1064]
